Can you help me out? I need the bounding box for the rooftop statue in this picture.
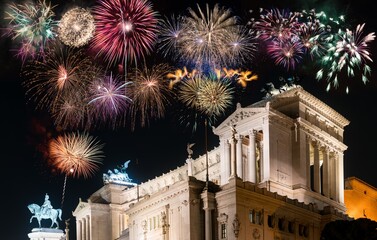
[28,193,62,229]
[103,160,137,186]
[187,143,195,159]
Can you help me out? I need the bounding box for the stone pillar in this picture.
[334,154,339,202]
[201,190,215,240]
[229,133,238,178]
[28,228,65,240]
[86,215,90,240]
[322,147,330,197]
[338,152,344,203]
[236,134,243,179]
[82,218,86,240]
[306,137,311,189]
[329,153,336,201]
[76,220,82,240]
[313,142,320,193]
[220,138,230,185]
[186,157,193,176]
[248,130,256,183]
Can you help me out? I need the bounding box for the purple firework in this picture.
[91,0,159,67]
[88,72,133,128]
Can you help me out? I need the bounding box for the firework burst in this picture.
[174,72,236,132]
[157,14,185,59]
[91,0,159,68]
[128,63,173,130]
[316,23,375,93]
[159,4,256,71]
[49,132,105,179]
[88,72,133,128]
[197,78,234,117]
[4,0,57,62]
[21,43,96,112]
[58,7,95,48]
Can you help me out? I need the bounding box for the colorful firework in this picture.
[21,43,95,111]
[159,3,256,71]
[266,39,305,71]
[4,0,57,62]
[128,63,173,130]
[174,72,236,132]
[51,89,92,131]
[88,72,133,128]
[197,78,234,117]
[252,8,300,42]
[49,132,105,179]
[157,14,185,59]
[91,0,159,68]
[316,23,375,93]
[58,7,95,48]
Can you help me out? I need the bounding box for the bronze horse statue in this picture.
[28,203,62,228]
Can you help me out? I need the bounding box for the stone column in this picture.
[220,138,230,185]
[314,142,320,193]
[306,137,311,189]
[248,130,256,183]
[229,133,238,178]
[86,215,90,240]
[236,134,243,179]
[82,218,86,240]
[322,147,330,197]
[77,220,82,240]
[338,152,344,203]
[186,157,193,176]
[201,190,215,240]
[334,154,339,202]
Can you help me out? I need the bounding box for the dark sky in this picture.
[1,0,376,239]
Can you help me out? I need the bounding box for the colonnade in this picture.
[76,215,90,240]
[220,129,263,185]
[306,137,344,203]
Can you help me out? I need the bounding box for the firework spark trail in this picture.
[58,7,95,48]
[128,63,173,130]
[266,39,305,71]
[316,23,375,92]
[49,132,105,179]
[252,8,300,42]
[4,0,57,62]
[21,43,96,112]
[88,72,133,128]
[91,0,159,68]
[197,78,234,117]
[157,14,185,59]
[158,3,256,71]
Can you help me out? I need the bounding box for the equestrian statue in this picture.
[28,193,62,229]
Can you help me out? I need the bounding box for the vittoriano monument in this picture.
[103,160,137,186]
[28,193,62,229]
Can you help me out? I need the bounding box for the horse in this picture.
[28,203,62,229]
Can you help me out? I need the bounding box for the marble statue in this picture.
[187,143,195,158]
[28,193,62,228]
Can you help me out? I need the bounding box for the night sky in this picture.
[1,0,376,239]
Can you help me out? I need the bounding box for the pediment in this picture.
[213,105,266,136]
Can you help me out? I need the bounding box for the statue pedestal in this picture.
[28,228,65,240]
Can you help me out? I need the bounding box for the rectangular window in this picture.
[221,223,227,238]
[249,210,254,223]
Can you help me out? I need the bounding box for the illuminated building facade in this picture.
[344,176,377,221]
[73,86,351,240]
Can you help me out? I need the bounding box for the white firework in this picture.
[58,7,95,47]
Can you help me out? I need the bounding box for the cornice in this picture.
[251,86,349,128]
[297,117,348,152]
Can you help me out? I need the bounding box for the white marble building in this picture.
[73,86,351,240]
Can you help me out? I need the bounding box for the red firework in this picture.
[91,0,159,67]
